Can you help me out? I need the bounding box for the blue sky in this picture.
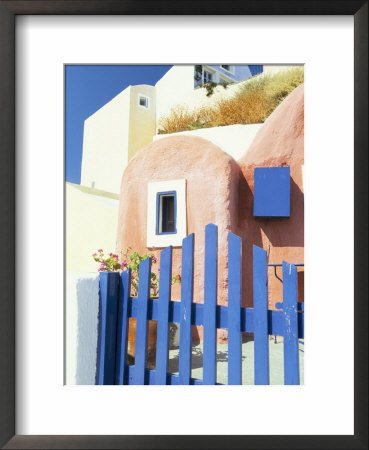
[65,65,172,184]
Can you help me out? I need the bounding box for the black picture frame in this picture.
[0,1,367,449]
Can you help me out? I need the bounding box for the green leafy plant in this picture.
[92,248,181,297]
[92,249,121,272]
[120,247,159,296]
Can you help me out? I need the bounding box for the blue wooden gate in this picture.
[96,223,304,385]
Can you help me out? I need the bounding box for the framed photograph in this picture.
[0,1,367,449]
[64,63,305,388]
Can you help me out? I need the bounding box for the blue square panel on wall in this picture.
[253,167,290,217]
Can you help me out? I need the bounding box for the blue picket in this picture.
[203,224,218,385]
[282,261,299,385]
[133,257,151,385]
[155,246,172,385]
[115,269,131,385]
[96,272,119,385]
[179,233,194,385]
[228,232,242,385]
[253,245,269,385]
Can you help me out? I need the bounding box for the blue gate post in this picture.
[282,261,299,385]
[133,258,151,385]
[228,232,242,385]
[115,269,131,385]
[203,224,218,385]
[179,233,194,385]
[253,245,269,385]
[155,246,173,385]
[96,271,120,385]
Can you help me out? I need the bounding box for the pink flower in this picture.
[121,260,127,267]
[92,252,97,257]
[98,249,103,253]
[152,256,157,263]
[109,252,113,256]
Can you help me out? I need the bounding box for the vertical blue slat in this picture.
[115,269,131,385]
[253,245,269,385]
[282,262,299,385]
[96,272,119,385]
[203,224,218,385]
[133,258,151,385]
[155,246,172,385]
[179,233,194,385]
[228,232,242,385]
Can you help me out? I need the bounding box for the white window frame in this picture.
[147,179,187,247]
[138,94,150,110]
[203,69,214,83]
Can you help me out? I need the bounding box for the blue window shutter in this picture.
[253,167,291,217]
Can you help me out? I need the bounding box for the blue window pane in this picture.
[156,191,177,235]
[249,65,263,76]
[162,195,175,232]
[204,71,213,83]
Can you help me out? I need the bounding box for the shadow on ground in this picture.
[167,336,304,385]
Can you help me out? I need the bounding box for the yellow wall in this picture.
[128,85,156,161]
[66,183,119,271]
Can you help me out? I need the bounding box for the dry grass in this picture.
[157,67,304,134]
[240,67,304,104]
[157,105,212,134]
[212,90,273,126]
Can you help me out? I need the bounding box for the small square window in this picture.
[156,192,177,234]
[138,95,149,109]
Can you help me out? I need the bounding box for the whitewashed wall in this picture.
[66,183,119,271]
[66,271,100,385]
[154,123,263,161]
[81,88,131,194]
[263,64,303,76]
[155,65,195,124]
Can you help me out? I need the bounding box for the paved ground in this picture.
[167,336,304,385]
